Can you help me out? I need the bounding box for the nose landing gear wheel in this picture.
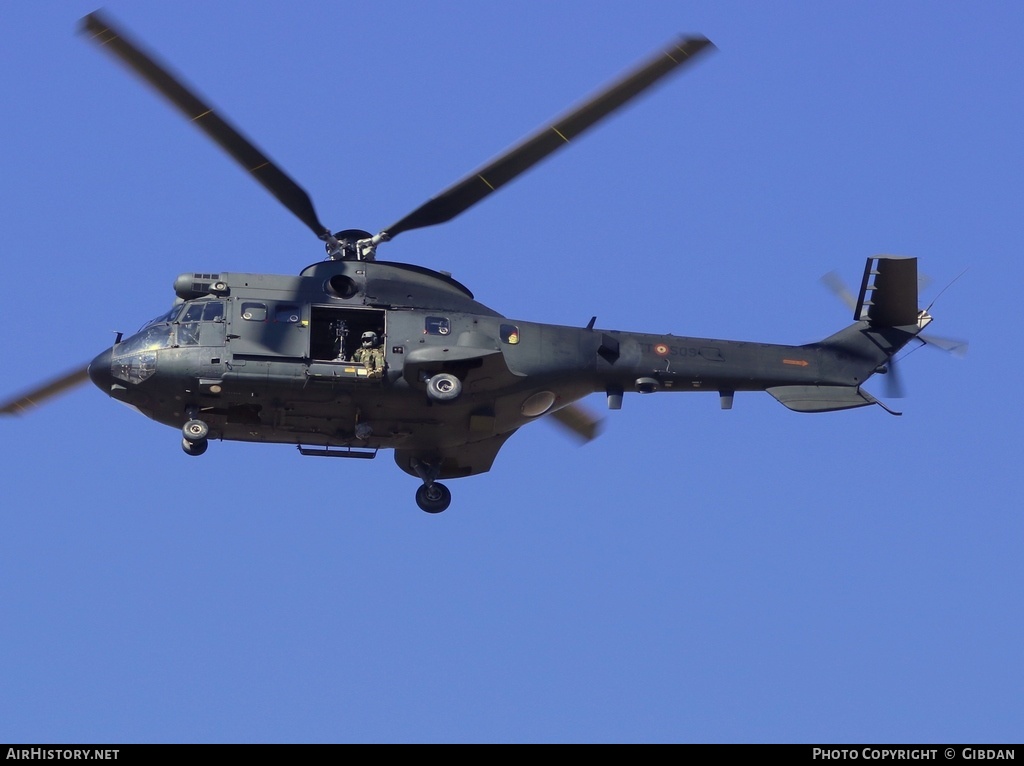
[415,482,452,513]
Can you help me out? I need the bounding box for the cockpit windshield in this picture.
[139,306,181,331]
[115,324,176,358]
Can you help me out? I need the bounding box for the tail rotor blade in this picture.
[880,331,968,400]
[884,358,906,399]
[820,270,858,314]
[920,333,969,358]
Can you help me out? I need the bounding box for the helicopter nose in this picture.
[88,347,114,393]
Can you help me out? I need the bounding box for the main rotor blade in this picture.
[380,35,715,241]
[548,403,604,443]
[80,11,331,241]
[0,366,90,416]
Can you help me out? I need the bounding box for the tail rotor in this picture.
[820,265,967,400]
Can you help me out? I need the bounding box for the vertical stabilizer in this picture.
[854,256,920,327]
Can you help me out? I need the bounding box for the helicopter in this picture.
[0,11,948,513]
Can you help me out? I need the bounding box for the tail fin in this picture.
[853,256,922,326]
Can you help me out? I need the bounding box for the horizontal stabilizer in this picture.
[767,385,888,413]
[854,256,920,326]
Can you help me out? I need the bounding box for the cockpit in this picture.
[110,300,226,384]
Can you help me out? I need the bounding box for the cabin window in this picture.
[275,305,301,323]
[500,324,520,344]
[241,302,267,322]
[425,316,450,335]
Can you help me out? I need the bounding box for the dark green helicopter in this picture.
[0,12,955,513]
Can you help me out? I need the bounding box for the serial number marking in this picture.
[641,343,723,361]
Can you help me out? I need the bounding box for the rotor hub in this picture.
[327,229,375,261]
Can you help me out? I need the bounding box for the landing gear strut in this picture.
[411,457,452,513]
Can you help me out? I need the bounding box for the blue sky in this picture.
[1,0,1021,744]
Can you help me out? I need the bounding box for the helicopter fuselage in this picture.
[87,257,914,488]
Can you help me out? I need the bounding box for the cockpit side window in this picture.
[178,300,227,346]
[203,301,225,322]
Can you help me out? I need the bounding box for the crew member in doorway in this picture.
[353,331,385,379]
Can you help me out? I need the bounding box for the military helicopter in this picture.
[1,11,950,513]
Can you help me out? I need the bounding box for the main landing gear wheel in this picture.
[181,418,210,456]
[426,373,462,402]
[182,419,209,441]
[181,437,208,456]
[415,482,452,513]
